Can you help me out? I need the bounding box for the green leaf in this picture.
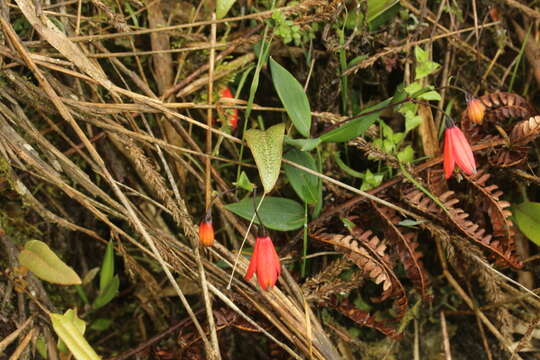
[234,171,255,192]
[57,309,86,354]
[269,57,311,137]
[216,0,236,19]
[320,97,393,143]
[360,169,383,191]
[50,309,100,360]
[18,240,81,285]
[99,240,114,292]
[405,114,422,133]
[513,201,540,245]
[225,196,304,231]
[414,46,440,79]
[90,318,113,332]
[36,336,48,359]
[418,90,441,101]
[397,145,415,163]
[93,275,119,310]
[334,152,364,178]
[398,219,427,228]
[284,136,321,151]
[245,123,285,194]
[283,149,321,204]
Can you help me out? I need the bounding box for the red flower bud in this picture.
[219,87,238,131]
[466,97,485,125]
[244,236,281,290]
[198,220,214,247]
[443,125,477,179]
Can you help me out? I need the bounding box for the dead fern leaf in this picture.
[465,171,522,268]
[328,297,400,338]
[510,115,540,145]
[401,186,522,269]
[372,202,430,300]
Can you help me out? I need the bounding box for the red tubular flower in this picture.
[219,87,238,130]
[443,125,477,179]
[198,220,214,247]
[244,236,281,290]
[466,97,485,125]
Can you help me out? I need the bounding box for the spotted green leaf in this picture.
[245,123,285,194]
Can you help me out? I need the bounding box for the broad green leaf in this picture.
[18,240,81,285]
[284,136,321,151]
[93,275,119,310]
[513,201,540,245]
[50,309,100,360]
[216,0,236,19]
[269,57,311,137]
[245,123,285,194]
[320,97,393,143]
[283,149,321,204]
[225,196,304,231]
[99,240,114,292]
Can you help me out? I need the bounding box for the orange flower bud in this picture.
[198,220,214,247]
[244,236,281,290]
[466,97,485,125]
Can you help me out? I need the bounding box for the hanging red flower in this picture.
[244,236,281,290]
[443,125,477,179]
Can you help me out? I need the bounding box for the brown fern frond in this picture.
[372,202,430,300]
[401,186,522,269]
[479,92,531,111]
[426,168,448,195]
[302,257,364,301]
[328,297,400,338]
[311,231,394,300]
[484,105,532,123]
[510,115,540,145]
[311,230,408,318]
[488,146,528,168]
[465,171,523,268]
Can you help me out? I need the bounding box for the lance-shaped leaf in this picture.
[19,240,81,285]
[50,309,101,360]
[270,57,311,137]
[283,149,321,204]
[245,123,285,194]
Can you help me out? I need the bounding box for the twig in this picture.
[201,12,221,360]
[440,312,452,360]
